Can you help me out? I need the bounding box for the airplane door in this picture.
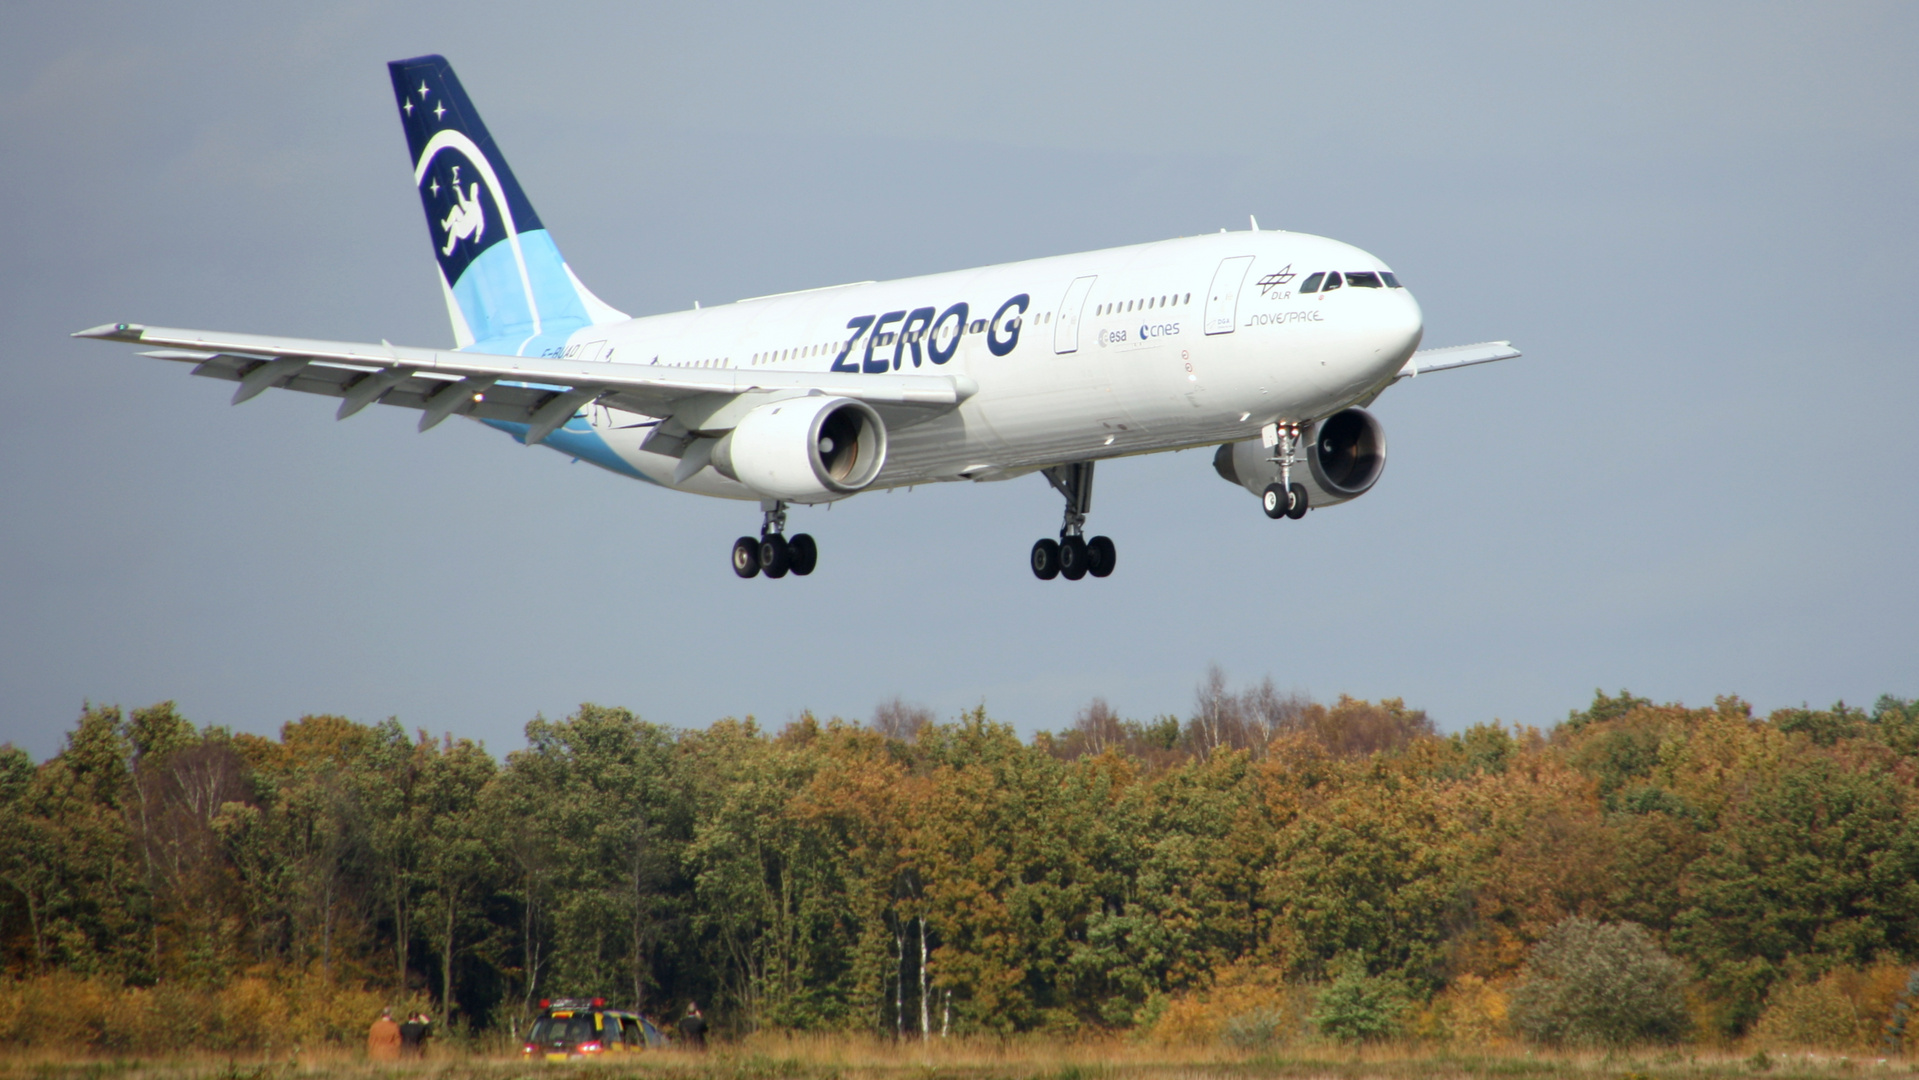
[1053,275,1097,354]
[1203,256,1256,335]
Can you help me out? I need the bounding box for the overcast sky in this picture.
[2,2,1913,761]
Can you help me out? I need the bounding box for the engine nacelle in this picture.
[712,396,887,502]
[1212,407,1388,509]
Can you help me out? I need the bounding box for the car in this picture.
[522,998,667,1060]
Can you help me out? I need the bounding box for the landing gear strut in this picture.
[1261,422,1309,521]
[1032,462,1116,581]
[732,500,817,580]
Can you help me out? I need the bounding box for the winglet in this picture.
[73,323,146,341]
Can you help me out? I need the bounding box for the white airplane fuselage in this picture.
[82,54,1512,581]
[539,230,1422,499]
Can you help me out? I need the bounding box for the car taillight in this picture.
[579,1042,602,1053]
[522,1045,535,1055]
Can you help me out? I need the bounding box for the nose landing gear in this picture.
[732,500,818,580]
[1031,462,1116,581]
[1260,422,1310,521]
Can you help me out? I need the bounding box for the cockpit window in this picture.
[1381,272,1401,288]
[1346,271,1383,288]
[1321,271,1343,292]
[1298,272,1325,294]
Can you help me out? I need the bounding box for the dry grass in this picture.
[0,1038,1911,1080]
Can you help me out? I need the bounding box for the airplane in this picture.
[77,54,1518,582]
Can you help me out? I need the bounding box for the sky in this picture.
[2,2,1914,761]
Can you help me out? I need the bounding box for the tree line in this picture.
[2,675,1917,1051]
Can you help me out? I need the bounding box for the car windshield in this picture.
[530,1016,596,1045]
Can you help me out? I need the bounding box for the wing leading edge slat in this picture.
[81,323,976,445]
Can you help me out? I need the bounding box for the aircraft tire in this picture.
[1286,482,1310,520]
[788,533,818,576]
[759,534,791,579]
[1262,484,1287,519]
[1059,536,1090,580]
[1030,538,1061,580]
[732,537,761,578]
[1087,535,1116,578]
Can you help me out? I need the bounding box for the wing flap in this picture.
[83,323,976,439]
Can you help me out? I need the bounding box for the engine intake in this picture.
[1307,408,1387,499]
[1213,407,1387,509]
[713,396,887,502]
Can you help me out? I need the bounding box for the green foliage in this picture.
[1871,695,1919,756]
[2,680,1916,1051]
[1311,965,1409,1043]
[1272,761,1465,991]
[1752,978,1859,1049]
[1564,689,1654,732]
[1508,918,1688,1046]
[1771,702,1868,747]
[1669,756,1919,1033]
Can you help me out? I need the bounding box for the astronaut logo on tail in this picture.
[438,165,485,256]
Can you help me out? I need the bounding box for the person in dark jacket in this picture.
[399,1011,432,1057]
[678,1003,707,1049]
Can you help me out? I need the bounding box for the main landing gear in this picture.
[1031,461,1116,581]
[1261,422,1309,521]
[732,500,818,580]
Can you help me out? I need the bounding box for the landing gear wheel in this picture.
[759,534,791,578]
[1059,535,1090,580]
[731,536,761,578]
[1086,535,1116,578]
[1030,538,1061,580]
[1262,483,1288,519]
[1286,482,1310,520]
[787,533,818,576]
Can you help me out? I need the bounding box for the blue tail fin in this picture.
[388,55,626,353]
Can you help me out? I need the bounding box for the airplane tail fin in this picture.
[387,55,626,353]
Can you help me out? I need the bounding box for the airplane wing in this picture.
[73,323,976,445]
[1394,340,1521,381]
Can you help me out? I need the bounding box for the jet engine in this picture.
[1212,407,1387,509]
[712,395,887,502]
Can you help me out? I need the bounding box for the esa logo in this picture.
[832,295,1028,373]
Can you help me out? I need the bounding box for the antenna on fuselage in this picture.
[1250,215,1259,231]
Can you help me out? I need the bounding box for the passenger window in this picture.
[1298,272,1324,294]
[1322,272,1343,292]
[1346,272,1383,288]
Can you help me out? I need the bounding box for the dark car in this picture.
[523,998,667,1060]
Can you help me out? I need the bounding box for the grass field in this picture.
[2,1039,1912,1080]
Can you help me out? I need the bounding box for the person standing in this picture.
[399,1012,430,1058]
[678,1003,707,1050]
[368,1008,401,1060]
